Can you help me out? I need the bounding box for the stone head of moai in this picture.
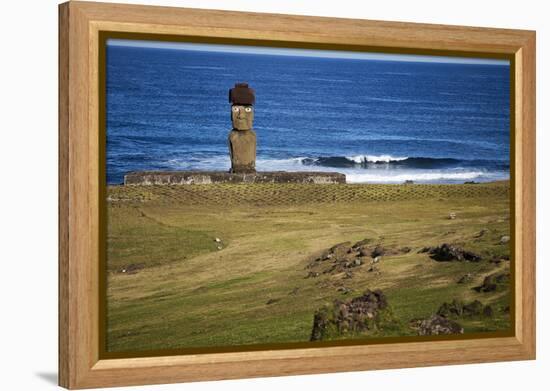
[229,82,255,130]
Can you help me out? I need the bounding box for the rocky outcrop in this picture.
[412,298,495,336]
[437,299,493,318]
[414,315,464,336]
[305,239,410,278]
[310,290,396,341]
[474,272,510,292]
[426,244,481,262]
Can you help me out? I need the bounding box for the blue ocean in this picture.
[106,44,510,184]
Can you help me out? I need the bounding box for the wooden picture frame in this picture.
[59,1,536,389]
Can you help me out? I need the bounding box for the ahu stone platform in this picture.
[124,171,346,185]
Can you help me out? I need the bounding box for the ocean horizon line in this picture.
[107,39,510,66]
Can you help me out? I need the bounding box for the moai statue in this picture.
[228,82,257,173]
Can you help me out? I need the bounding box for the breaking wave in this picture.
[300,155,509,170]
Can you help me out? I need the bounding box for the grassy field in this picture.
[106,181,511,353]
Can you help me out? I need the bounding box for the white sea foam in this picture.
[165,156,230,170]
[160,155,508,185]
[256,157,308,171]
[347,154,408,163]
[345,171,488,184]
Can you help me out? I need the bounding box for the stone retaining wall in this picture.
[124,171,346,185]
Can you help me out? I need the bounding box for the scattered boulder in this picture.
[371,245,385,258]
[427,244,481,262]
[414,315,463,336]
[500,235,511,245]
[266,298,280,305]
[448,212,457,220]
[310,290,396,341]
[474,272,510,292]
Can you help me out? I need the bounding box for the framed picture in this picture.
[58,1,536,389]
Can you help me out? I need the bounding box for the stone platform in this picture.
[124,171,346,185]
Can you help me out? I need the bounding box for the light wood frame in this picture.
[59,1,536,389]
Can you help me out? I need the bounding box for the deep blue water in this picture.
[106,45,510,184]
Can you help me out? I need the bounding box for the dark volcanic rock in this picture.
[437,299,493,318]
[358,247,371,257]
[306,239,411,278]
[371,245,386,258]
[462,300,484,316]
[428,244,481,262]
[474,272,510,292]
[330,242,352,259]
[310,290,395,341]
[416,315,464,336]
[306,241,361,277]
[437,300,464,317]
[483,305,494,317]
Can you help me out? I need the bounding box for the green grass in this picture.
[107,205,219,272]
[106,181,511,352]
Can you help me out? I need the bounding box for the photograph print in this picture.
[104,37,512,355]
